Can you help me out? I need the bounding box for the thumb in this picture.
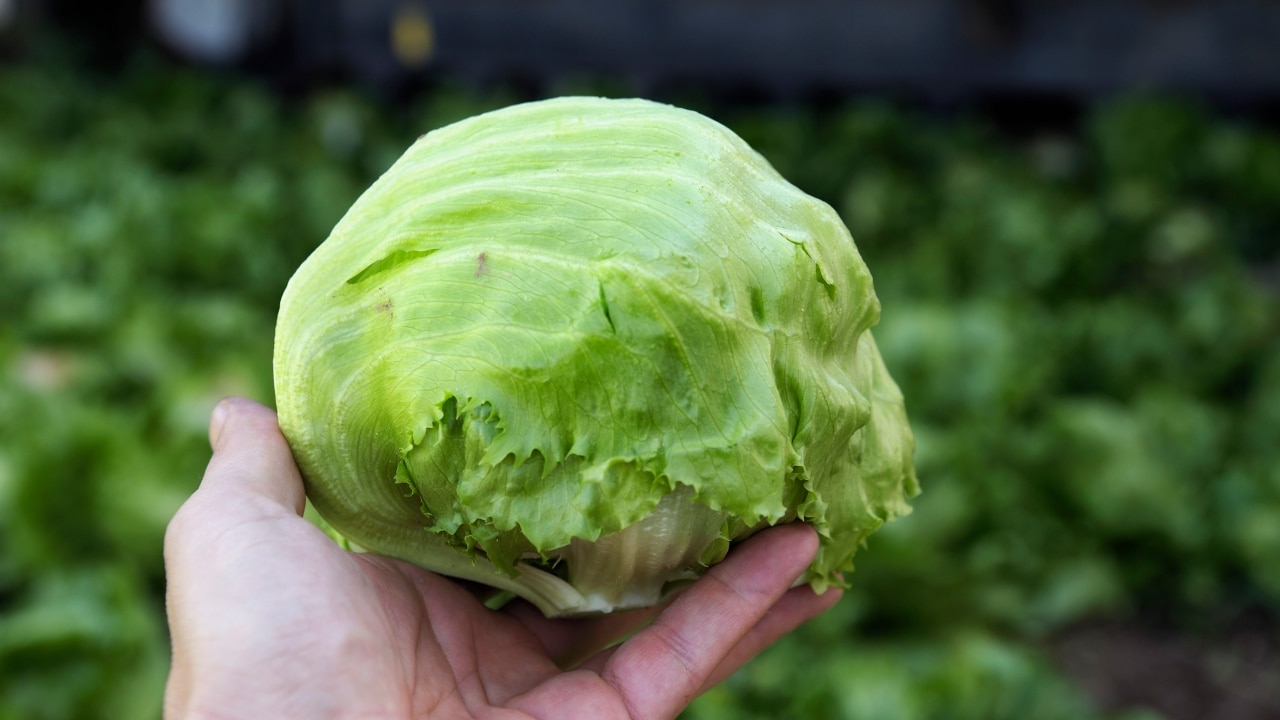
[199,397,306,516]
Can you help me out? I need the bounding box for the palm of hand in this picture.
[163,399,838,720]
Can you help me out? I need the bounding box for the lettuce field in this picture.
[2,53,1279,719]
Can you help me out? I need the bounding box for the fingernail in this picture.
[209,398,233,449]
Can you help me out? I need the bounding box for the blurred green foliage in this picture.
[1,55,1278,720]
[691,98,1280,718]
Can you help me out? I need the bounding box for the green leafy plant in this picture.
[273,97,919,616]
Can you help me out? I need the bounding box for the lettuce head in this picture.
[273,97,918,616]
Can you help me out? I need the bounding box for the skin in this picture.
[163,397,842,720]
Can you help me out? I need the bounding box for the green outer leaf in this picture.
[274,96,917,615]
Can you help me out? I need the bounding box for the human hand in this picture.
[163,398,842,720]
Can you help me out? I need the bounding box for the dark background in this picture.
[12,0,1280,106]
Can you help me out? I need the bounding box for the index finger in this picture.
[594,523,820,720]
